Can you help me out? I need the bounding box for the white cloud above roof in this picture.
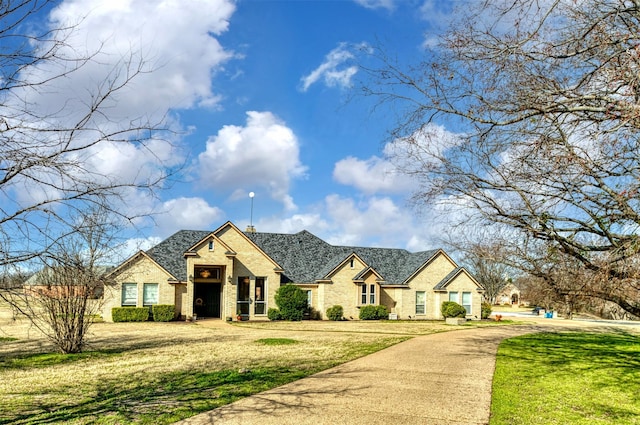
[333,155,415,194]
[154,197,224,236]
[196,111,307,210]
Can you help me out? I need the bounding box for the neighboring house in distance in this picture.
[102,221,484,321]
[496,283,526,306]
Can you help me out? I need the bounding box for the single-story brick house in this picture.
[103,221,484,321]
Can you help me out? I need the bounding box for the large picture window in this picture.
[122,283,137,306]
[143,283,159,306]
[416,291,426,315]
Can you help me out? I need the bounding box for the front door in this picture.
[194,283,221,318]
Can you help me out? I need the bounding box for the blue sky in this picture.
[19,0,463,255]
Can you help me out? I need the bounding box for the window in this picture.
[462,292,472,314]
[121,283,137,306]
[448,291,459,303]
[416,291,426,315]
[305,290,312,307]
[237,277,250,316]
[360,284,376,305]
[208,240,214,251]
[143,283,159,306]
[349,258,355,268]
[254,277,266,315]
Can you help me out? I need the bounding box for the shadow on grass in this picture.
[492,331,640,424]
[1,364,360,425]
[500,331,640,384]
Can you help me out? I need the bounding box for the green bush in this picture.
[481,302,492,319]
[267,307,283,321]
[359,305,389,320]
[274,284,308,321]
[326,305,344,321]
[112,307,149,322]
[152,304,175,322]
[441,301,467,318]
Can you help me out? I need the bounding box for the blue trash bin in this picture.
[545,312,553,318]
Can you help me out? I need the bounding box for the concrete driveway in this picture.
[175,325,543,425]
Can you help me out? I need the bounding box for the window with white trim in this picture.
[121,283,137,306]
[462,291,472,314]
[254,277,266,315]
[143,283,159,306]
[448,291,459,303]
[416,291,426,315]
[305,290,312,307]
[360,284,376,305]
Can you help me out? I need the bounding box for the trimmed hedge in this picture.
[274,284,308,321]
[326,305,344,321]
[267,307,283,321]
[481,302,492,319]
[152,304,175,322]
[112,307,149,322]
[359,305,389,320]
[441,301,467,318]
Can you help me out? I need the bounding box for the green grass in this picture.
[0,350,118,370]
[491,332,640,425]
[254,337,299,345]
[0,337,18,342]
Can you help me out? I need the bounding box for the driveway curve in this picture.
[175,325,545,425]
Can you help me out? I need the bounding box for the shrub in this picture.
[112,307,149,322]
[359,305,389,320]
[267,307,283,321]
[152,304,175,322]
[326,305,344,321]
[481,302,492,319]
[441,301,467,318]
[306,307,322,320]
[274,284,308,321]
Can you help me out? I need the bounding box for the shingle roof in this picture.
[146,230,210,281]
[143,227,444,285]
[246,231,440,284]
[433,267,464,290]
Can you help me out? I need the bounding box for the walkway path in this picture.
[175,325,543,425]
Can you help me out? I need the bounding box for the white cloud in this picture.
[44,0,236,116]
[4,0,237,220]
[300,43,365,92]
[333,155,415,194]
[154,197,224,236]
[196,111,307,210]
[354,0,395,11]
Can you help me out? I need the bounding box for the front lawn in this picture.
[2,318,506,424]
[490,331,640,425]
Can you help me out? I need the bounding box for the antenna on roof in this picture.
[246,191,256,233]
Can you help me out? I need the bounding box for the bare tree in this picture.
[0,2,181,347]
[1,208,120,353]
[362,0,640,317]
[1,0,178,270]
